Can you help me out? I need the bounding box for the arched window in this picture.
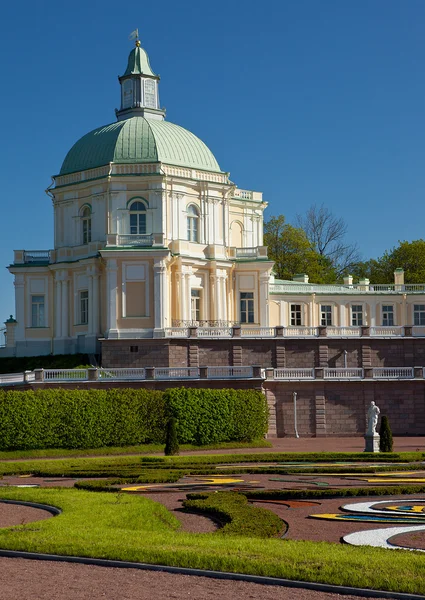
[81,206,91,244]
[187,205,199,242]
[129,200,147,235]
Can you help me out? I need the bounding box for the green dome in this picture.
[59,116,221,175]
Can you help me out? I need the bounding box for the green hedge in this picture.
[0,387,268,451]
[0,388,166,450]
[164,388,268,444]
[183,492,285,538]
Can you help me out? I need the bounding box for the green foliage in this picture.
[0,388,166,450]
[243,484,425,500]
[264,215,336,283]
[183,492,284,538]
[0,354,91,374]
[164,417,179,456]
[379,415,394,452]
[164,388,268,445]
[352,239,425,284]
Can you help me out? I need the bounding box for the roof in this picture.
[123,45,157,77]
[59,116,222,175]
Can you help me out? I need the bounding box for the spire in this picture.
[116,38,165,121]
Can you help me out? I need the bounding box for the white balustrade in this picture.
[241,327,275,337]
[98,368,146,380]
[373,367,414,379]
[44,369,89,381]
[324,368,364,379]
[197,327,232,338]
[154,367,199,379]
[117,234,153,247]
[164,328,189,338]
[370,326,404,337]
[273,368,315,379]
[284,327,319,337]
[207,366,253,379]
[0,373,25,385]
[412,327,425,337]
[326,326,362,337]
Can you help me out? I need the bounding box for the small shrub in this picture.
[164,417,179,456]
[379,415,394,453]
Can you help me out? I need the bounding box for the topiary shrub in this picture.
[164,417,179,456]
[379,415,394,452]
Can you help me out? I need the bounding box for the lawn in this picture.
[0,486,424,594]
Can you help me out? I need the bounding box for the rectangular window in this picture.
[31,295,45,327]
[414,304,425,326]
[79,290,88,325]
[321,305,332,326]
[351,305,363,326]
[191,289,201,323]
[82,218,91,244]
[290,304,302,326]
[382,305,394,326]
[240,292,255,323]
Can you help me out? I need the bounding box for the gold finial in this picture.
[135,39,141,47]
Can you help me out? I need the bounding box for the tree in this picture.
[296,204,361,277]
[164,417,179,456]
[353,240,425,284]
[264,215,336,282]
[379,415,393,453]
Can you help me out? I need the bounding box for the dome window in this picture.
[130,200,147,235]
[187,205,199,243]
[81,206,92,245]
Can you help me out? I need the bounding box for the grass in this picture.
[0,487,425,594]
[183,492,285,538]
[0,439,271,461]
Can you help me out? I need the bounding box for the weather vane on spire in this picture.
[129,28,140,46]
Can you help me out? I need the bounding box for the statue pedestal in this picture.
[364,433,380,453]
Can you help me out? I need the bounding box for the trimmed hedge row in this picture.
[183,492,285,538]
[242,484,425,500]
[0,387,268,450]
[165,388,268,445]
[0,354,90,374]
[0,388,166,450]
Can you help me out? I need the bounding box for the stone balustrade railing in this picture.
[164,325,425,339]
[1,365,425,386]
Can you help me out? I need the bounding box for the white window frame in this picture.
[80,206,92,245]
[191,289,202,323]
[414,304,425,326]
[382,304,395,327]
[290,303,303,326]
[240,292,255,324]
[187,205,199,242]
[129,200,147,235]
[320,304,333,326]
[79,290,89,325]
[31,295,45,328]
[351,304,364,326]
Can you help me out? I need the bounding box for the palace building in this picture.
[2,39,425,438]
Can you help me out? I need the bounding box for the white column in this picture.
[259,273,269,326]
[221,272,228,322]
[185,270,192,322]
[154,260,167,330]
[88,273,94,334]
[61,277,69,338]
[180,272,187,323]
[55,276,62,338]
[370,301,377,327]
[214,273,221,322]
[175,272,181,325]
[106,259,118,336]
[210,273,217,321]
[14,274,25,341]
[339,303,346,327]
[92,274,99,335]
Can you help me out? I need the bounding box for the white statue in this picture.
[366,401,380,436]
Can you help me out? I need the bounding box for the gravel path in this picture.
[0,557,391,600]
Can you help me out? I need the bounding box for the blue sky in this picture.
[1,0,425,320]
